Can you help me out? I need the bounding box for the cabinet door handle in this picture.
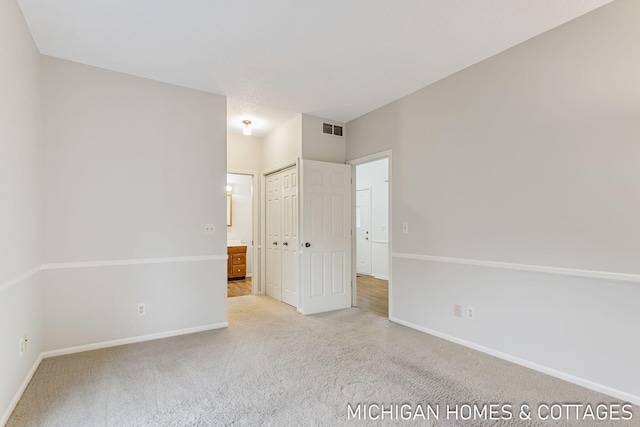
[305,242,311,248]
[283,242,288,246]
[272,241,278,246]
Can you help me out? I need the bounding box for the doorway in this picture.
[350,153,391,318]
[226,172,257,298]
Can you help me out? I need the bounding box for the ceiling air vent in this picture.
[323,123,344,137]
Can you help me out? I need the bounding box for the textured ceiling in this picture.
[18,0,614,137]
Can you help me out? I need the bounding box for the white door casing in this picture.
[356,188,372,275]
[300,159,352,315]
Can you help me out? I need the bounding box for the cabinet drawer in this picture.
[232,254,246,265]
[231,264,246,277]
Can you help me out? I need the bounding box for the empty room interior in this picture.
[2,0,639,425]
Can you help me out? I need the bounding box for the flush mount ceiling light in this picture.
[242,120,252,136]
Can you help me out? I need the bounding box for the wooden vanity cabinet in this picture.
[227,245,247,279]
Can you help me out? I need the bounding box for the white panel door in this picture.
[300,159,352,315]
[265,173,282,301]
[281,167,299,307]
[356,188,372,275]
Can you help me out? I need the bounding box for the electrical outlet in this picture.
[454,304,462,318]
[402,222,409,234]
[19,335,27,357]
[204,223,215,235]
[467,306,475,320]
[137,303,146,316]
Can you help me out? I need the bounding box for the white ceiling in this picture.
[18,0,613,137]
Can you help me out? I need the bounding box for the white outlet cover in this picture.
[137,303,146,316]
[19,335,27,357]
[402,222,409,233]
[454,304,462,317]
[467,306,475,319]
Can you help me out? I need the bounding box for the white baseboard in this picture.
[1,353,43,427]
[374,274,389,280]
[42,322,228,358]
[389,316,640,406]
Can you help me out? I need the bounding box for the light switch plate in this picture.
[204,224,215,235]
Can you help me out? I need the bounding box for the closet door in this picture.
[265,172,282,301]
[281,167,299,307]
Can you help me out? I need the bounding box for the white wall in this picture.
[0,0,43,423]
[301,114,346,164]
[227,173,253,276]
[262,114,302,171]
[41,57,228,351]
[356,158,389,279]
[347,0,640,402]
[227,133,262,172]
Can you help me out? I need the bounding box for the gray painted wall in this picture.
[347,0,640,400]
[301,114,346,164]
[41,57,228,351]
[0,0,43,421]
[262,115,302,171]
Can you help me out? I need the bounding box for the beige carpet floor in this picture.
[8,295,636,426]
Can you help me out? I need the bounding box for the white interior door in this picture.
[300,159,352,315]
[265,172,282,301]
[356,188,372,275]
[281,167,299,307]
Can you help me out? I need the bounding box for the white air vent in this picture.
[322,123,344,137]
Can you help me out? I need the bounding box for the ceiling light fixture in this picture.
[242,120,252,136]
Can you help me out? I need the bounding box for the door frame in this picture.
[260,159,300,298]
[227,169,260,295]
[347,150,393,318]
[355,187,373,276]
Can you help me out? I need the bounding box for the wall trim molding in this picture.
[392,252,640,284]
[40,255,227,271]
[389,316,640,406]
[1,353,43,426]
[42,322,229,359]
[0,266,40,293]
[1,255,227,293]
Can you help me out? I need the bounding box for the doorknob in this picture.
[305,242,311,248]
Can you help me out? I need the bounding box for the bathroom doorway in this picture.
[226,172,257,297]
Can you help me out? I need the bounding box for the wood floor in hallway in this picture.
[228,277,252,298]
[229,275,388,318]
[356,274,388,318]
